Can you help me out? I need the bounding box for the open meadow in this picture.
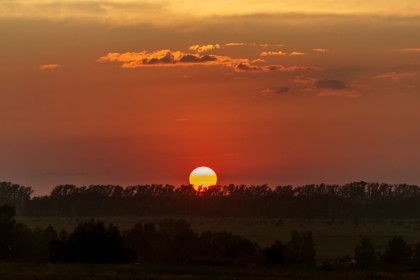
[16,217,420,262]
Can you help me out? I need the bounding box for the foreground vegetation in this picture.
[2,205,420,270]
[1,263,420,280]
[16,216,420,262]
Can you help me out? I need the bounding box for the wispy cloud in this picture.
[298,78,359,98]
[290,51,306,56]
[293,75,317,85]
[261,50,306,56]
[372,72,415,81]
[39,64,60,70]
[226,43,283,48]
[400,48,420,53]
[189,44,220,53]
[312,48,328,52]
[225,42,253,47]
[260,51,287,56]
[259,87,289,96]
[235,63,320,72]
[277,86,289,93]
[316,90,360,98]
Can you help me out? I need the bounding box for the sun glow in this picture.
[189,166,217,191]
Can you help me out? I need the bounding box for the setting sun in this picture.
[189,167,217,190]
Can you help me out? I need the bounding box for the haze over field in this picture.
[1,0,420,194]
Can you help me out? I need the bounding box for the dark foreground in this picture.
[1,263,420,280]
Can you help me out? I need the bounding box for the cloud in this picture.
[294,75,317,85]
[259,88,275,96]
[315,79,347,89]
[236,62,262,71]
[189,44,220,53]
[39,64,59,70]
[98,50,247,68]
[251,58,265,63]
[400,48,420,53]
[372,72,415,81]
[225,42,250,46]
[260,51,287,56]
[293,77,358,97]
[261,50,306,56]
[259,87,289,96]
[289,51,306,56]
[316,90,360,98]
[277,86,289,93]
[226,43,283,48]
[312,48,328,52]
[235,63,320,72]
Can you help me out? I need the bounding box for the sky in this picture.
[1,0,420,195]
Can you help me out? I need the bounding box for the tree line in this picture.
[2,181,420,217]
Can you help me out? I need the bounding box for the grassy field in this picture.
[1,263,420,280]
[16,217,420,262]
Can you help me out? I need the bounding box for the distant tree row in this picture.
[3,181,420,217]
[0,205,315,266]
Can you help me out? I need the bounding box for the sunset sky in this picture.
[1,1,420,194]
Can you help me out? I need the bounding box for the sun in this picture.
[189,166,217,191]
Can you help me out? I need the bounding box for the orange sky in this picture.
[1,1,420,194]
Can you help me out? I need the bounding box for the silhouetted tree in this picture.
[67,219,132,263]
[384,236,411,267]
[354,236,376,269]
[412,242,420,269]
[0,204,16,260]
[197,231,258,265]
[264,241,286,265]
[284,231,316,266]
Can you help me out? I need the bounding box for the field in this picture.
[1,263,420,280]
[16,217,420,262]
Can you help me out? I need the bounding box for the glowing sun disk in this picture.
[189,166,217,190]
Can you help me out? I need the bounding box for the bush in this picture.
[354,236,376,269]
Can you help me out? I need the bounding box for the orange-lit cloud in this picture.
[294,75,318,85]
[373,72,415,81]
[316,90,360,98]
[259,87,289,96]
[290,51,306,56]
[260,51,287,56]
[312,48,329,52]
[97,50,247,68]
[226,43,283,48]
[235,63,320,72]
[261,51,306,56]
[259,88,276,96]
[39,64,59,70]
[400,48,420,53]
[189,44,220,52]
